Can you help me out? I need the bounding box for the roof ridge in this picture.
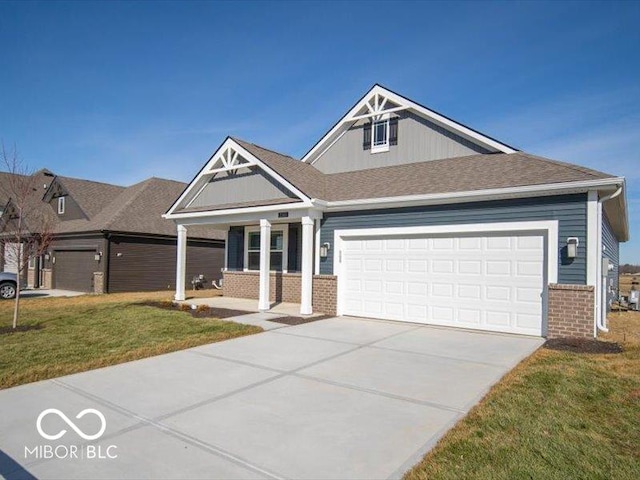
[232,137,299,161]
[323,152,495,177]
[519,152,613,179]
[101,179,155,230]
[58,174,126,188]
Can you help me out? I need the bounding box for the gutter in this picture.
[314,177,625,211]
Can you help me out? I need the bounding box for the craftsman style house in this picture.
[165,85,628,338]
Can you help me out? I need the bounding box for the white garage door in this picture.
[340,233,545,336]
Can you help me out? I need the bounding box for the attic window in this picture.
[372,119,389,153]
[363,115,398,153]
[57,196,65,215]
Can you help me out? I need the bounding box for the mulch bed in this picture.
[0,324,43,335]
[140,301,331,324]
[139,301,252,319]
[268,314,333,325]
[544,337,623,354]
[202,307,254,319]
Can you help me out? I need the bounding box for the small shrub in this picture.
[179,304,192,312]
[159,300,173,309]
[196,304,210,314]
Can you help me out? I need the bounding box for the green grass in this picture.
[405,312,640,480]
[0,291,260,389]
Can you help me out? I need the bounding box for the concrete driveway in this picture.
[0,317,543,480]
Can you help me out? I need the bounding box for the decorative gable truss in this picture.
[208,144,256,176]
[165,137,312,217]
[302,84,518,165]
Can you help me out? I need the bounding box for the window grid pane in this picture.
[373,120,388,146]
[247,229,285,271]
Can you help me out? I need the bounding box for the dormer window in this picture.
[363,115,398,153]
[371,118,389,153]
[57,196,65,214]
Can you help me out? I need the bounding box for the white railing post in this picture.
[175,224,187,301]
[301,216,314,315]
[258,219,271,311]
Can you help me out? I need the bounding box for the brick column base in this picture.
[93,272,105,294]
[42,269,52,289]
[547,284,595,339]
[222,271,337,315]
[312,275,337,316]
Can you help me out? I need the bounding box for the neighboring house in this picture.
[0,170,224,293]
[164,85,629,339]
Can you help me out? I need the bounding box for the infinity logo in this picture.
[36,409,107,441]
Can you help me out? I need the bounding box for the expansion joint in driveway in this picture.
[52,379,286,480]
[291,372,465,414]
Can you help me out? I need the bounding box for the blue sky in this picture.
[0,1,638,261]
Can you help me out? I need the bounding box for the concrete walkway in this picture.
[0,316,543,480]
[20,288,85,299]
[181,295,327,330]
[182,295,323,317]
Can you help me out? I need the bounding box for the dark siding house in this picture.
[0,171,224,293]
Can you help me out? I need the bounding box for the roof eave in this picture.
[318,176,626,212]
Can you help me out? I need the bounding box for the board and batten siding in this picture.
[312,111,490,174]
[319,194,588,285]
[107,236,224,293]
[187,169,296,209]
[602,212,619,306]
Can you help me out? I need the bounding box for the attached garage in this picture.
[335,222,558,337]
[53,249,97,292]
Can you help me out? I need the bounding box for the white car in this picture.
[0,272,18,299]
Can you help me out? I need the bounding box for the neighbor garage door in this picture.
[53,250,96,292]
[340,233,545,336]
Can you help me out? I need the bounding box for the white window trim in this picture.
[371,113,390,154]
[57,196,65,214]
[244,225,289,273]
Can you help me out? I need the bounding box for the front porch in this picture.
[172,211,337,316]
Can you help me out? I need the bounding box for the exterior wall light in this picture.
[319,242,331,258]
[566,237,579,258]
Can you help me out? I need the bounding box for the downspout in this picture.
[104,232,111,294]
[596,186,623,333]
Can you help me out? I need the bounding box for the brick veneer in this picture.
[547,283,595,339]
[93,271,105,294]
[312,275,337,316]
[222,271,337,315]
[42,268,52,289]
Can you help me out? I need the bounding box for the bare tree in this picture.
[0,144,54,329]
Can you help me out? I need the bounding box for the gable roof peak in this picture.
[301,84,518,164]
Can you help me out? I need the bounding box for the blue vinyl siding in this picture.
[602,212,619,306]
[227,226,244,270]
[319,194,588,285]
[226,224,302,272]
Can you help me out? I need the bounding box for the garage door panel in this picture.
[54,250,96,292]
[341,232,544,336]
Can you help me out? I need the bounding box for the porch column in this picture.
[258,219,271,311]
[301,216,314,315]
[175,224,187,301]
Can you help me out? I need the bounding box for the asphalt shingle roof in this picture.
[0,172,224,240]
[229,138,614,204]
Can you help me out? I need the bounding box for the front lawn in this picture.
[405,310,640,479]
[0,290,260,389]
